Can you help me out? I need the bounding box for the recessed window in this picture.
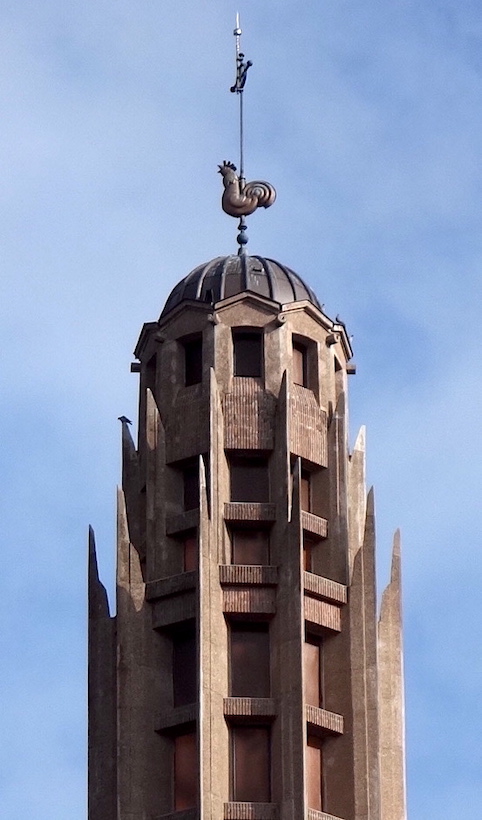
[293,341,308,387]
[145,353,157,395]
[173,621,197,708]
[304,635,323,708]
[182,461,199,511]
[231,726,271,802]
[184,336,203,386]
[306,736,323,811]
[230,455,269,503]
[174,730,198,810]
[233,330,263,377]
[300,469,311,513]
[230,622,270,697]
[303,532,318,572]
[181,530,198,572]
[231,528,269,565]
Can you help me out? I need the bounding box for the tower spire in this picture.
[219,13,276,255]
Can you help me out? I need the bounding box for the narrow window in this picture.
[174,730,198,810]
[183,461,199,511]
[182,530,198,572]
[293,341,308,387]
[230,456,269,503]
[231,528,269,565]
[303,532,317,572]
[184,336,203,386]
[304,635,322,707]
[232,726,271,802]
[233,330,263,377]
[306,736,323,811]
[173,622,197,707]
[300,469,311,512]
[230,622,270,697]
[334,357,344,400]
[145,353,157,395]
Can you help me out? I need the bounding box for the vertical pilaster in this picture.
[379,532,407,820]
[88,526,116,820]
[271,373,305,820]
[116,487,164,819]
[349,488,381,820]
[199,368,229,820]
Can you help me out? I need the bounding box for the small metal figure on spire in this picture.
[219,13,276,255]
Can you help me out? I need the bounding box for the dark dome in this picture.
[161,255,321,318]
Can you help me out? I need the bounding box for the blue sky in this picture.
[1,1,482,817]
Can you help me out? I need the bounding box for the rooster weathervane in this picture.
[219,13,276,254]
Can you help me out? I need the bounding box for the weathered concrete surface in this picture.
[378,531,407,820]
[88,526,116,820]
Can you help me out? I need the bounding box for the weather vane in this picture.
[218,12,276,254]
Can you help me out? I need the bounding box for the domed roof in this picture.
[161,254,321,318]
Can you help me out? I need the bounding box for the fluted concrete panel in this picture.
[224,803,278,820]
[307,811,345,820]
[305,705,344,736]
[223,697,277,718]
[301,511,328,538]
[224,377,276,450]
[223,587,276,614]
[303,572,347,604]
[224,502,277,521]
[304,596,341,632]
[219,564,278,586]
[290,383,327,467]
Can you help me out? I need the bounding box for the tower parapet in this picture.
[88,253,406,820]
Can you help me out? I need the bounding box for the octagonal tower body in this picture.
[88,254,406,820]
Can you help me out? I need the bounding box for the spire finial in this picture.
[219,14,276,255]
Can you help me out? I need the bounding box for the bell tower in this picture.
[88,17,406,820]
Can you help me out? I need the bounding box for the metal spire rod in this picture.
[230,12,252,184]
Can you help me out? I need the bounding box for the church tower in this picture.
[88,20,406,820]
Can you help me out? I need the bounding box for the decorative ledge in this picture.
[155,810,198,820]
[219,565,278,586]
[301,511,328,538]
[151,590,196,629]
[306,705,344,736]
[224,803,278,820]
[223,587,276,615]
[303,572,346,605]
[224,698,277,720]
[304,597,341,633]
[147,571,197,601]
[224,502,277,522]
[307,811,345,820]
[156,703,197,733]
[166,508,199,535]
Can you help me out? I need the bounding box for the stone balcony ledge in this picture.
[303,572,347,605]
[306,705,344,736]
[154,810,198,820]
[219,565,278,586]
[155,703,197,733]
[307,811,345,820]
[301,511,328,538]
[224,803,278,820]
[147,570,197,601]
[223,697,277,721]
[224,502,277,522]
